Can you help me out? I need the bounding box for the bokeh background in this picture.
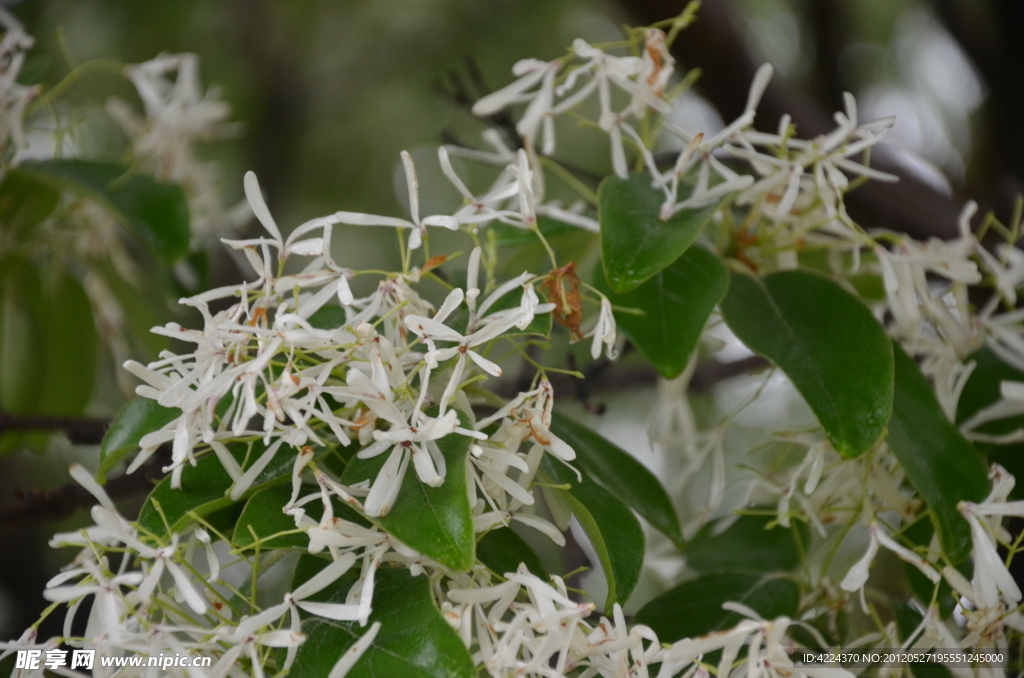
[0,0,1017,647]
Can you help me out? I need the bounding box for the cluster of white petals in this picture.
[10,10,1024,678]
[0,7,36,163]
[107,53,252,240]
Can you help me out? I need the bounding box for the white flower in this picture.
[626,28,674,118]
[439,146,520,227]
[959,497,1024,608]
[107,52,247,238]
[405,279,548,415]
[840,522,939,595]
[331,151,459,249]
[475,381,576,463]
[0,7,37,164]
[342,368,463,516]
[586,297,618,360]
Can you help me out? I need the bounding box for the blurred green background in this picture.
[0,0,1016,644]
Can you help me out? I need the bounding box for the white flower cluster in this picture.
[107,53,252,240]
[10,12,1024,678]
[475,19,1024,672]
[0,7,37,164]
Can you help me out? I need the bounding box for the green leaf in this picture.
[956,347,1024,437]
[0,266,95,452]
[887,342,989,563]
[97,398,180,482]
[491,215,579,247]
[476,526,548,579]
[596,243,728,379]
[634,573,800,643]
[598,171,717,293]
[0,259,40,414]
[18,160,190,262]
[233,486,307,550]
[137,440,332,538]
[686,514,809,575]
[308,305,348,331]
[35,273,97,416]
[289,558,475,678]
[341,411,475,571]
[549,412,682,545]
[0,171,59,240]
[91,261,172,358]
[720,269,894,457]
[233,485,370,551]
[540,455,644,613]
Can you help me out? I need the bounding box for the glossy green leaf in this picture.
[138,440,331,538]
[550,412,682,545]
[97,398,180,482]
[686,514,809,575]
[341,411,475,571]
[18,160,190,262]
[634,573,800,643]
[233,486,307,550]
[956,347,1024,437]
[0,171,59,240]
[596,243,728,379]
[289,558,475,678]
[0,260,40,415]
[887,342,989,563]
[234,485,369,551]
[720,269,894,457]
[307,305,348,331]
[491,215,579,247]
[476,526,548,579]
[36,273,96,416]
[91,261,171,358]
[598,171,717,293]
[540,455,644,613]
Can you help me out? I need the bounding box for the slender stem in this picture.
[26,59,127,118]
[539,157,599,206]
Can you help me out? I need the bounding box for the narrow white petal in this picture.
[839,531,879,592]
[293,553,358,600]
[411,444,444,487]
[68,464,117,514]
[467,349,502,377]
[244,171,283,243]
[296,600,364,621]
[230,439,285,501]
[327,622,381,678]
[401,151,421,225]
[167,562,208,614]
[364,447,408,518]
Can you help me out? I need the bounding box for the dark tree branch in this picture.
[0,447,170,529]
[0,412,108,445]
[690,354,768,390]
[525,354,768,406]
